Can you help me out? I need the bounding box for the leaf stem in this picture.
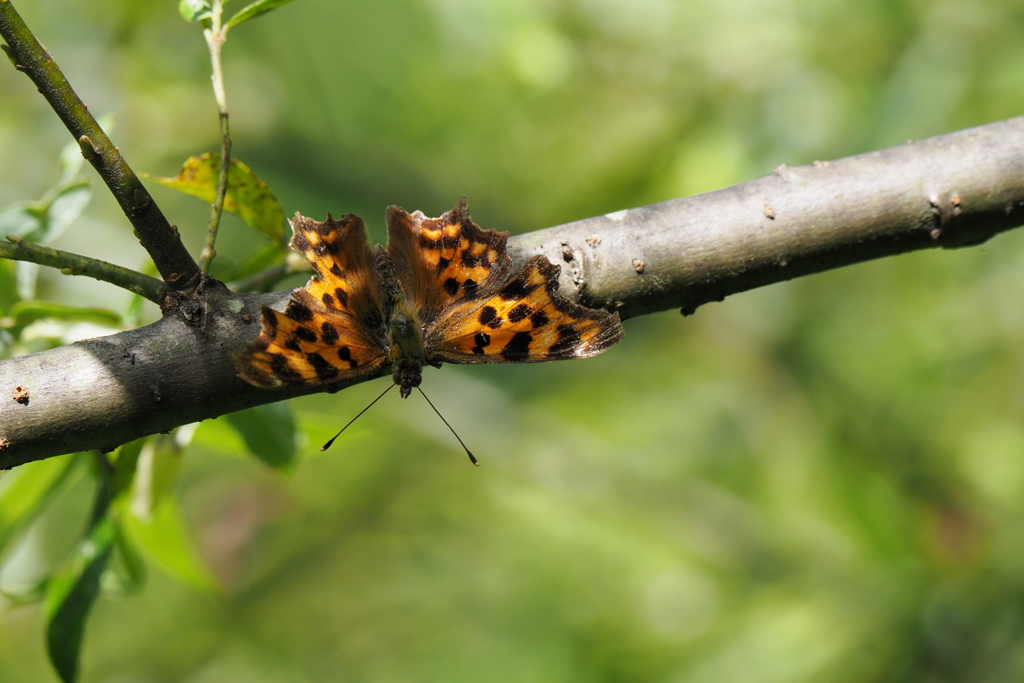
[1,236,166,303]
[199,0,233,273]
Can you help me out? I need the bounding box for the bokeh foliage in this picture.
[3,0,1024,680]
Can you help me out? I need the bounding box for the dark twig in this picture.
[0,236,165,303]
[0,0,201,292]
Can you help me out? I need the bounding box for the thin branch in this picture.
[0,236,165,303]
[0,0,201,292]
[2,116,1024,468]
[199,0,233,273]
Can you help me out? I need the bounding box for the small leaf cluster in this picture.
[179,0,297,32]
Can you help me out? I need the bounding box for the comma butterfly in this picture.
[236,198,624,452]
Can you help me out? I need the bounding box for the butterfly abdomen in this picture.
[388,309,426,398]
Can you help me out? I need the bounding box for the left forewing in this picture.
[425,255,624,363]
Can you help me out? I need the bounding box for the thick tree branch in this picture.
[511,116,1024,320]
[2,117,1023,468]
[0,0,201,292]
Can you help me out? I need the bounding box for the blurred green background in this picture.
[4,0,1024,680]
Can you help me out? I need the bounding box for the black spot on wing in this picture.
[479,306,498,326]
[333,288,349,307]
[461,250,487,268]
[472,332,490,355]
[501,331,533,361]
[284,338,302,353]
[499,274,538,301]
[321,292,335,308]
[337,345,359,368]
[508,303,532,323]
[269,353,304,383]
[438,257,451,271]
[294,326,318,343]
[443,277,459,296]
[530,310,550,329]
[306,352,340,381]
[321,321,339,345]
[330,263,343,277]
[286,300,314,323]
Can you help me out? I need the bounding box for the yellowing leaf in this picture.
[145,154,285,242]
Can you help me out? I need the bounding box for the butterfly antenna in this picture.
[321,383,396,451]
[416,387,478,466]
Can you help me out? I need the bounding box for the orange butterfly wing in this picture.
[386,196,623,364]
[385,197,513,322]
[425,255,623,363]
[237,213,389,388]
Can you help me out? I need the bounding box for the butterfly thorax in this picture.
[388,308,426,398]
[372,245,426,398]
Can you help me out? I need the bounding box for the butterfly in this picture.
[236,198,624,453]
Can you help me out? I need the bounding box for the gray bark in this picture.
[3,116,1024,468]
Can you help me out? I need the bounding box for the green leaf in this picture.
[121,495,219,595]
[225,0,299,31]
[0,455,79,556]
[144,154,285,242]
[110,438,146,500]
[0,181,92,300]
[45,515,114,683]
[16,181,90,245]
[104,519,147,597]
[128,434,183,520]
[6,301,123,329]
[179,0,213,22]
[0,202,39,238]
[225,402,298,471]
[44,183,92,242]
